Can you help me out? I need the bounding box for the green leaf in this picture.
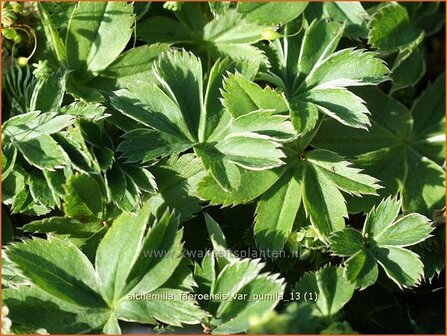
[193,217,286,333]
[204,213,238,268]
[345,250,378,290]
[117,129,193,163]
[363,197,433,247]
[248,301,326,334]
[368,3,424,54]
[111,81,195,140]
[30,70,67,112]
[209,259,284,333]
[7,181,28,213]
[2,143,17,180]
[216,133,285,170]
[64,174,104,222]
[10,185,34,214]
[304,48,389,89]
[410,2,445,36]
[95,204,151,303]
[3,65,35,117]
[124,165,157,193]
[154,50,203,140]
[257,20,304,92]
[96,208,207,326]
[53,132,95,174]
[401,148,445,216]
[3,111,75,143]
[116,288,207,327]
[43,169,66,204]
[22,216,103,245]
[306,149,381,195]
[323,2,369,40]
[391,48,426,92]
[209,2,231,18]
[139,5,265,62]
[302,161,347,239]
[260,19,389,131]
[373,246,424,288]
[329,228,364,256]
[65,81,105,102]
[137,17,197,44]
[115,50,290,188]
[212,274,285,334]
[3,287,109,334]
[90,43,169,91]
[2,170,25,205]
[254,169,301,252]
[197,168,282,206]
[374,213,433,247]
[60,102,106,121]
[289,101,319,135]
[2,209,14,244]
[298,20,343,77]
[149,154,206,222]
[116,172,141,213]
[313,82,445,215]
[363,196,402,238]
[222,73,289,118]
[195,253,216,296]
[16,135,67,171]
[414,228,445,281]
[4,205,206,331]
[66,2,134,81]
[40,2,75,30]
[306,87,371,129]
[411,73,445,142]
[94,149,114,173]
[204,11,263,45]
[37,3,67,64]
[164,259,197,292]
[122,210,183,296]
[205,213,228,251]
[295,266,355,317]
[230,110,296,143]
[103,316,121,334]
[28,170,57,208]
[2,256,30,288]
[329,197,433,289]
[195,146,241,191]
[202,58,236,140]
[203,10,265,61]
[238,2,308,25]
[315,88,412,153]
[5,237,105,308]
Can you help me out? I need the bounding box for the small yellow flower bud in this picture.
[261,28,282,41]
[17,56,28,67]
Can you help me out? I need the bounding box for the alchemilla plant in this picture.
[1,1,445,334]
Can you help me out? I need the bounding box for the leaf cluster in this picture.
[2,1,445,334]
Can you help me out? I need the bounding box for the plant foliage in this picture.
[1,1,445,334]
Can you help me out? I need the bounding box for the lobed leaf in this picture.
[3,111,75,143]
[368,3,424,54]
[295,266,355,317]
[304,48,389,89]
[95,204,151,303]
[5,238,105,308]
[66,2,134,81]
[254,169,301,252]
[238,2,308,25]
[64,174,104,222]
